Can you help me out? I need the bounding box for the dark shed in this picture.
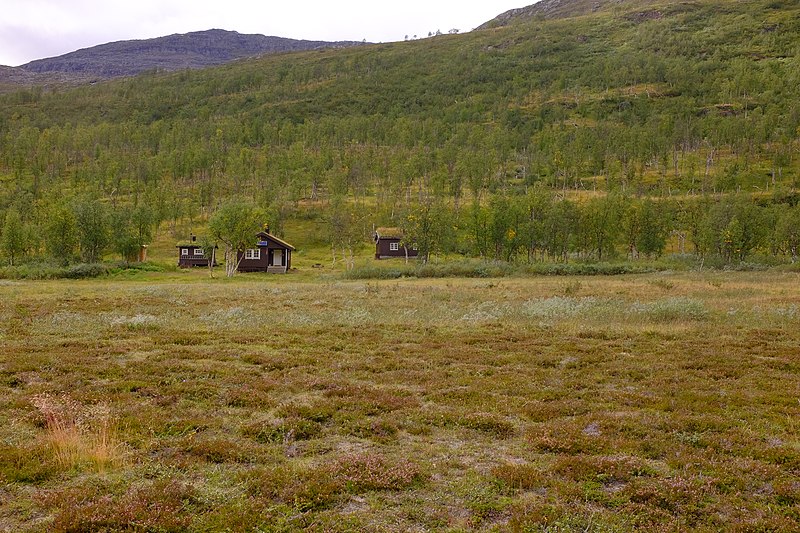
[374,227,418,259]
[177,234,216,268]
[237,229,295,273]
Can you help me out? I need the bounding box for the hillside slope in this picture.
[1,0,799,221]
[19,29,366,79]
[0,65,97,89]
[480,0,685,28]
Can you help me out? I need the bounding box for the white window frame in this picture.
[181,248,189,256]
[194,248,204,256]
[389,242,400,251]
[245,248,261,260]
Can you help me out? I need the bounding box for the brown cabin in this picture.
[177,234,216,268]
[236,228,295,273]
[374,227,418,260]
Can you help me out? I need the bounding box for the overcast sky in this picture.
[0,0,531,66]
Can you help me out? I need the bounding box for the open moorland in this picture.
[1,271,799,531]
[2,0,800,529]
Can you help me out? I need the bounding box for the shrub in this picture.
[492,463,545,491]
[109,261,165,274]
[0,262,113,279]
[345,417,399,442]
[344,260,667,280]
[242,417,322,443]
[63,263,110,279]
[323,384,419,414]
[521,399,590,422]
[277,400,337,422]
[774,478,800,506]
[551,455,653,484]
[0,443,58,483]
[181,437,256,463]
[509,500,596,531]
[108,313,162,331]
[522,262,660,276]
[521,296,609,320]
[223,385,276,409]
[630,297,709,321]
[331,453,422,491]
[0,263,63,279]
[244,463,342,511]
[459,413,516,438]
[527,422,608,455]
[49,479,198,533]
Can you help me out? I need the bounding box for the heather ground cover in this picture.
[0,271,798,531]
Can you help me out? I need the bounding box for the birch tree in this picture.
[208,198,264,278]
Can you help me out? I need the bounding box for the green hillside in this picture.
[2,0,800,270]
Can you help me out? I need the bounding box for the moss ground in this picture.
[1,272,799,531]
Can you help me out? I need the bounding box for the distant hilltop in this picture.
[478,0,663,28]
[14,29,367,80]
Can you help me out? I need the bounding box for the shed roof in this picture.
[256,231,296,251]
[375,227,404,239]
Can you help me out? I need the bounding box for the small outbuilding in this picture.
[177,234,215,268]
[374,227,418,260]
[237,227,295,273]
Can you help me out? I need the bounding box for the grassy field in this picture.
[1,271,799,531]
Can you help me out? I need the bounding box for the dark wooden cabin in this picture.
[237,228,295,273]
[177,234,216,268]
[374,227,418,259]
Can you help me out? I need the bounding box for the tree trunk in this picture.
[207,247,215,278]
[225,246,239,278]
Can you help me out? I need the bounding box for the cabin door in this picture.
[272,249,283,266]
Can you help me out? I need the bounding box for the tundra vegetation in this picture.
[0,0,800,529]
[0,273,798,530]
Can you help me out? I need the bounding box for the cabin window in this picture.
[245,248,261,260]
[389,242,400,251]
[412,243,418,251]
[194,248,204,256]
[181,248,189,256]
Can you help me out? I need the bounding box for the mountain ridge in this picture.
[14,29,366,80]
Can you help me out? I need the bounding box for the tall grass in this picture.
[31,394,122,473]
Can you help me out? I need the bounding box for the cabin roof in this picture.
[375,227,403,239]
[175,242,205,248]
[256,231,296,251]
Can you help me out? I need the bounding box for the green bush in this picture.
[0,263,63,280]
[109,261,166,274]
[0,262,110,280]
[64,263,110,279]
[344,260,667,280]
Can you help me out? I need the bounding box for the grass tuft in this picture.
[31,394,123,473]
